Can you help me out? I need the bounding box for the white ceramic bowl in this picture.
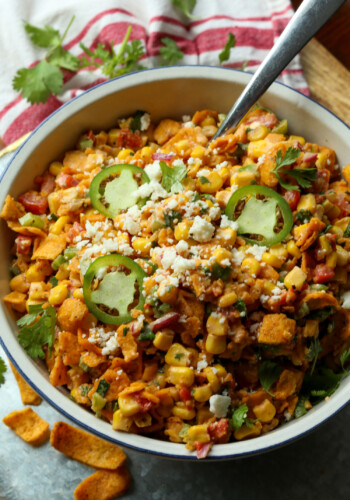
[1,66,349,460]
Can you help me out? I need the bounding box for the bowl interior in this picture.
[0,66,349,459]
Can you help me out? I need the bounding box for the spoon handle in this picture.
[212,0,346,140]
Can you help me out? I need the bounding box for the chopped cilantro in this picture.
[294,395,309,418]
[123,327,129,337]
[258,360,282,395]
[344,221,350,237]
[138,324,155,341]
[306,338,323,375]
[160,161,187,193]
[235,298,247,317]
[199,176,210,184]
[307,306,334,321]
[164,210,183,228]
[130,110,146,132]
[211,262,232,282]
[17,305,56,359]
[273,147,317,191]
[50,276,59,287]
[175,353,184,360]
[340,348,350,373]
[232,403,248,431]
[295,209,313,223]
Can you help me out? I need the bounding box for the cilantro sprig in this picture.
[160,161,187,193]
[0,356,7,386]
[258,360,282,396]
[306,338,323,375]
[273,147,317,191]
[17,304,57,359]
[80,25,145,78]
[171,0,197,19]
[159,37,184,65]
[219,33,236,65]
[232,404,257,430]
[13,16,79,104]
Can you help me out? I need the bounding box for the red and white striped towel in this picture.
[0,0,308,146]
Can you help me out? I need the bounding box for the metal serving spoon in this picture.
[212,0,346,141]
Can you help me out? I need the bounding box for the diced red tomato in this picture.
[67,222,84,243]
[134,393,153,413]
[245,113,278,129]
[56,173,79,188]
[117,129,143,150]
[313,264,335,283]
[87,130,96,142]
[332,192,350,217]
[15,235,32,255]
[40,172,56,195]
[179,387,192,403]
[283,190,300,211]
[194,441,212,459]
[18,191,48,215]
[208,419,228,441]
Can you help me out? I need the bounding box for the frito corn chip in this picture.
[74,467,130,500]
[32,233,66,260]
[10,362,41,405]
[3,408,49,446]
[50,422,127,469]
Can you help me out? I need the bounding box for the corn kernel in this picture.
[165,343,190,367]
[134,413,152,428]
[316,152,327,169]
[231,170,256,188]
[26,263,46,283]
[10,273,29,293]
[49,161,63,176]
[200,116,216,127]
[174,220,193,241]
[247,140,268,159]
[318,234,332,255]
[187,424,211,443]
[140,146,152,162]
[218,291,238,308]
[55,263,69,280]
[157,282,178,304]
[117,148,134,160]
[323,199,341,219]
[198,171,224,193]
[336,245,349,267]
[334,217,350,232]
[217,167,230,182]
[112,409,133,431]
[207,314,228,336]
[197,407,214,424]
[284,266,307,290]
[132,237,152,256]
[343,164,350,184]
[213,247,233,266]
[289,135,305,146]
[172,404,196,420]
[261,252,283,268]
[215,227,237,247]
[193,385,212,402]
[212,363,227,377]
[242,256,260,276]
[253,399,276,423]
[73,288,84,300]
[175,139,190,154]
[153,330,174,351]
[286,240,301,258]
[263,280,276,294]
[205,334,226,354]
[215,189,232,207]
[167,366,195,387]
[48,284,68,306]
[247,125,269,141]
[50,215,71,235]
[330,226,343,238]
[191,145,206,159]
[234,423,262,440]
[204,367,221,392]
[326,251,337,268]
[297,194,316,214]
[118,394,141,416]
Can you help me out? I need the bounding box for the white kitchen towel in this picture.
[0,0,308,145]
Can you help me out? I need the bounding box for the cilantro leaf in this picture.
[17,306,56,359]
[171,0,197,19]
[258,360,282,394]
[138,324,155,341]
[235,298,247,317]
[295,209,313,223]
[273,147,317,191]
[24,21,61,48]
[159,37,184,65]
[306,338,323,375]
[232,404,248,430]
[130,110,146,132]
[294,395,309,418]
[16,304,45,327]
[303,366,343,401]
[0,356,7,385]
[219,33,236,65]
[344,221,350,237]
[160,161,187,193]
[199,176,210,185]
[13,60,63,104]
[211,262,232,282]
[48,46,80,72]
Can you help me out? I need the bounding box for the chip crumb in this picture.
[74,466,130,500]
[3,407,49,446]
[10,362,42,405]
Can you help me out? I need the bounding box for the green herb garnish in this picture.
[219,33,236,65]
[273,147,316,191]
[258,360,282,395]
[96,379,110,397]
[17,304,56,359]
[0,356,7,386]
[159,37,184,65]
[160,161,187,193]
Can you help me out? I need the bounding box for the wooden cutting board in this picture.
[301,39,350,126]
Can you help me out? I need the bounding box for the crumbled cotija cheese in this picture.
[209,395,231,418]
[190,216,215,242]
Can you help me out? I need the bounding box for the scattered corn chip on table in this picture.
[1,40,350,497]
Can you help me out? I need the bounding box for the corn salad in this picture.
[3,107,350,459]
